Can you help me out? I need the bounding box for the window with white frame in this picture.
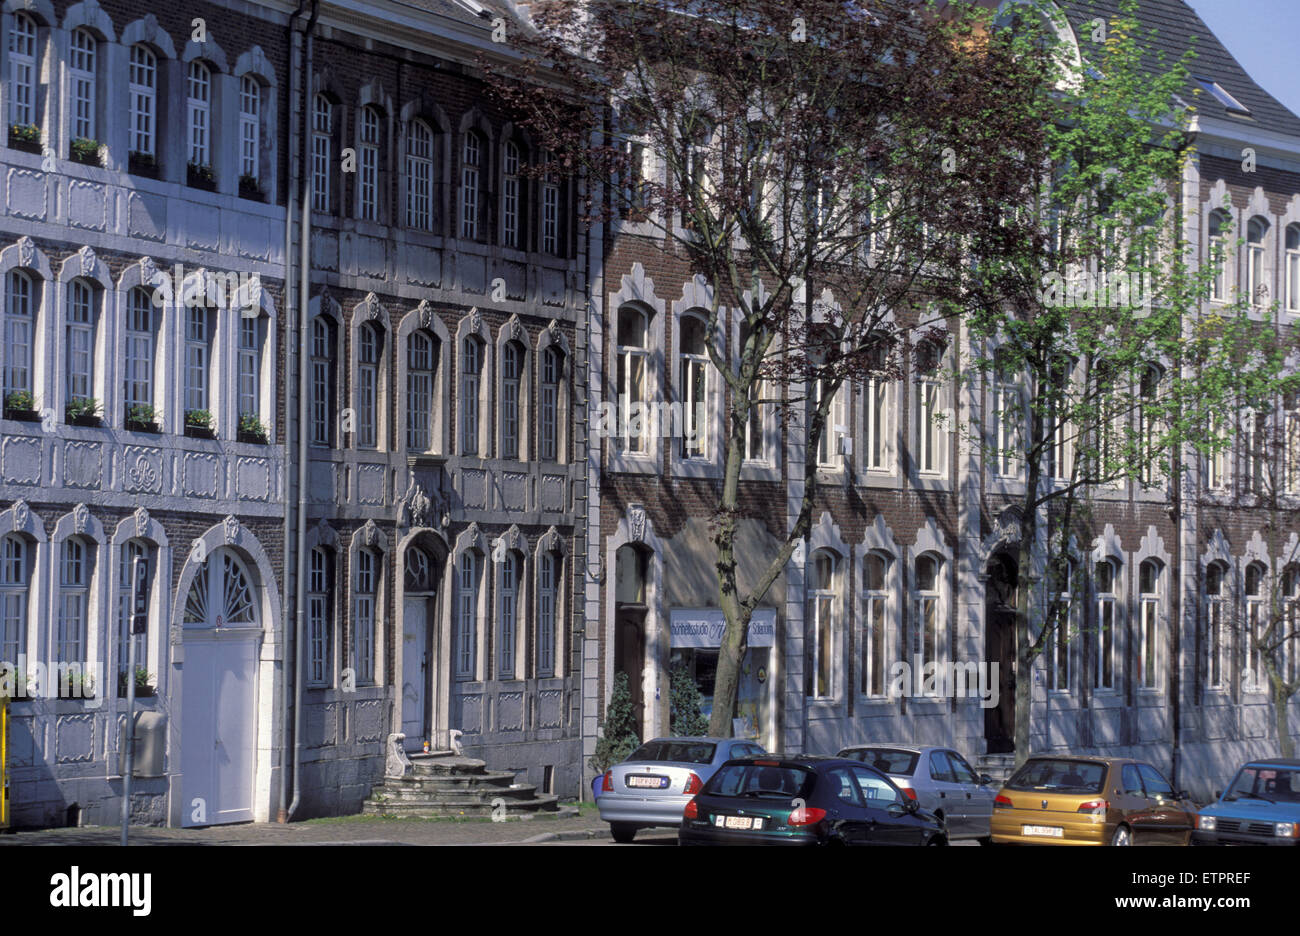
[353,548,377,686]
[1048,560,1074,692]
[186,61,211,169]
[128,45,156,157]
[184,305,211,417]
[311,95,332,212]
[124,287,155,419]
[1285,392,1300,495]
[812,369,846,469]
[1287,224,1300,314]
[460,336,482,456]
[1208,210,1229,302]
[501,140,521,248]
[406,330,436,451]
[861,552,889,697]
[1206,411,1229,491]
[1138,559,1161,690]
[541,150,559,254]
[0,535,28,672]
[745,379,767,462]
[4,269,34,397]
[498,551,519,678]
[406,120,434,230]
[501,340,523,460]
[460,132,481,240]
[540,345,561,462]
[238,314,263,427]
[1245,409,1267,496]
[358,106,380,221]
[862,337,891,471]
[115,539,150,685]
[69,28,96,142]
[1246,216,1268,307]
[309,316,335,446]
[806,551,836,700]
[1283,565,1300,686]
[914,554,942,688]
[621,136,648,218]
[616,305,649,455]
[58,537,92,667]
[1094,558,1118,691]
[679,314,709,460]
[537,552,558,677]
[1244,563,1265,692]
[65,279,96,406]
[307,547,332,687]
[1138,363,1164,485]
[356,322,379,449]
[456,551,478,679]
[1045,356,1075,482]
[1205,562,1228,690]
[8,13,37,130]
[914,339,944,474]
[990,349,1022,478]
[239,75,260,181]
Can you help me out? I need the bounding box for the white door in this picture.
[401,597,428,751]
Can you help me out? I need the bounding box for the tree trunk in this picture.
[1273,679,1295,759]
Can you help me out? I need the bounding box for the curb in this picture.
[516,828,606,844]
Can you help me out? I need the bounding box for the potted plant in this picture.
[238,173,264,201]
[237,411,269,444]
[69,136,103,167]
[128,150,158,178]
[588,672,641,800]
[117,667,156,698]
[57,668,96,700]
[187,161,217,191]
[125,402,161,433]
[8,122,40,154]
[4,389,40,422]
[184,408,216,439]
[65,396,102,427]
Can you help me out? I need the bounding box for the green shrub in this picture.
[589,672,641,773]
[669,661,709,736]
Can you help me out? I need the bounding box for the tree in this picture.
[589,672,641,772]
[669,661,710,736]
[490,0,1057,736]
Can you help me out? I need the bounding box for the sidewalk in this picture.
[0,805,611,846]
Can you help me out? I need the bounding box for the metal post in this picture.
[121,554,145,846]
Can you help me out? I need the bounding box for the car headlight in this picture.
[1275,822,1297,838]
[1198,815,1216,831]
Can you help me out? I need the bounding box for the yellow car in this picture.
[991,756,1196,845]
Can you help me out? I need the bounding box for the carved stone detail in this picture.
[223,514,240,544]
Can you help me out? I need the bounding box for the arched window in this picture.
[116,539,152,691]
[356,321,381,449]
[123,287,157,423]
[309,316,336,446]
[991,348,1022,478]
[1205,562,1228,691]
[540,345,563,462]
[806,550,837,700]
[460,131,482,240]
[1207,409,1229,491]
[307,547,333,687]
[1208,210,1230,302]
[65,278,98,411]
[913,338,944,474]
[1244,563,1266,691]
[69,28,97,143]
[810,345,846,469]
[679,313,709,460]
[239,75,261,184]
[358,106,382,221]
[1283,566,1300,685]
[914,554,943,683]
[861,552,890,698]
[9,13,38,131]
[128,45,157,159]
[455,551,479,679]
[353,548,378,686]
[406,330,437,451]
[186,61,212,171]
[238,313,267,434]
[460,336,483,455]
[184,551,256,632]
[58,537,94,669]
[405,120,434,230]
[501,339,523,460]
[862,334,892,472]
[1138,560,1162,689]
[4,269,35,399]
[1138,363,1164,485]
[498,551,520,678]
[1246,216,1269,307]
[1048,560,1075,692]
[540,149,560,255]
[1094,558,1118,691]
[1,534,30,672]
[184,304,213,423]
[311,94,333,212]
[616,305,649,454]
[501,140,522,248]
[537,551,559,677]
[1045,354,1074,482]
[1287,223,1300,314]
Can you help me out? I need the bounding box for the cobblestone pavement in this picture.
[0,807,611,846]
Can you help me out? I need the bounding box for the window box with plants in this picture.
[129,150,159,179]
[70,136,104,167]
[65,396,102,427]
[237,412,269,444]
[187,161,217,191]
[239,173,265,202]
[4,390,41,422]
[184,408,216,439]
[124,403,161,433]
[9,122,41,154]
[56,669,96,701]
[118,667,156,699]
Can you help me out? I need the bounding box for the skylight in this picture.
[1193,76,1251,116]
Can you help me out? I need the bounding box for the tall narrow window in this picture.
[237,315,262,425]
[1283,566,1300,686]
[541,150,559,255]
[1045,356,1074,482]
[116,540,149,685]
[406,331,435,451]
[358,106,380,221]
[4,270,34,397]
[58,538,91,667]
[307,548,331,687]
[357,323,378,449]
[128,45,156,157]
[502,140,521,248]
[1094,559,1118,691]
[0,535,28,670]
[311,95,332,212]
[460,337,481,455]
[501,341,521,459]
[1138,560,1161,690]
[184,306,211,415]
[745,380,766,462]
[812,373,845,468]
[537,552,557,677]
[1287,224,1300,314]
[124,288,155,419]
[540,346,561,461]
[806,552,835,699]
[1048,561,1074,692]
[239,76,260,181]
[861,553,889,697]
[353,549,376,686]
[1246,216,1268,307]
[498,553,518,678]
[405,120,433,230]
[1205,562,1227,691]
[186,62,211,168]
[863,339,891,471]
[65,279,95,405]
[1208,211,1228,302]
[1285,393,1300,495]
[991,350,1021,478]
[915,555,942,685]
[1244,564,1265,692]
[69,29,96,142]
[310,317,334,446]
[8,13,37,130]
[616,305,648,454]
[460,133,481,240]
[1207,412,1229,491]
[914,340,943,474]
[456,552,478,679]
[679,315,709,459]
[1246,409,1267,496]
[1138,364,1163,485]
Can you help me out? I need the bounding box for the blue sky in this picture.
[1187,0,1300,118]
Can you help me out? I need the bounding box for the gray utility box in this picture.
[117,711,166,778]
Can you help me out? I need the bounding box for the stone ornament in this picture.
[72,503,89,535]
[78,244,96,276]
[628,503,646,543]
[17,236,35,267]
[223,515,240,544]
[134,507,151,539]
[13,500,29,530]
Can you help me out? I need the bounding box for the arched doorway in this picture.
[401,543,440,752]
[181,548,261,826]
[614,544,649,734]
[984,552,1018,754]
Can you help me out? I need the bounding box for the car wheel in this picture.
[610,823,637,844]
[976,836,993,846]
[927,835,948,846]
[1111,825,1132,846]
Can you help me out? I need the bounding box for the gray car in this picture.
[837,744,997,843]
[597,737,767,842]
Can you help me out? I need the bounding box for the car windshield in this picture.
[841,748,919,776]
[705,763,815,798]
[1225,766,1300,804]
[1006,759,1106,794]
[627,741,717,765]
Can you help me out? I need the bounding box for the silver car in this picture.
[837,744,997,843]
[598,737,767,842]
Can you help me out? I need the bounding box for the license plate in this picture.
[626,775,667,789]
[1023,825,1064,838]
[714,815,762,830]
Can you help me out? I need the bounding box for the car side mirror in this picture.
[1213,790,1221,800]
[904,797,920,815]
[979,774,993,786]
[887,802,907,818]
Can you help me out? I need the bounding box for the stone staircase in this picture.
[361,751,566,819]
[976,753,1018,785]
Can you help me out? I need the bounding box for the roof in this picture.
[1057,0,1300,138]
[1244,757,1300,767]
[388,0,527,33]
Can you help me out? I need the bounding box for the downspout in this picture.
[277,0,308,825]
[288,0,322,822]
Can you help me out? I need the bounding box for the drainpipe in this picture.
[288,0,322,823]
[277,0,308,825]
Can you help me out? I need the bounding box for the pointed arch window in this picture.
[1205,562,1228,691]
[357,321,380,449]
[1208,210,1230,302]
[124,287,157,420]
[501,339,523,460]
[1138,560,1162,690]
[914,554,943,684]
[307,547,333,687]
[310,316,336,446]
[538,551,559,677]
[58,537,93,667]
[456,551,479,680]
[460,336,482,455]
[353,548,377,686]
[861,552,889,698]
[358,106,381,221]
[65,278,97,407]
[311,95,333,212]
[679,313,709,460]
[406,330,437,451]
[616,305,649,454]
[502,140,522,248]
[1246,216,1268,307]
[540,345,563,462]
[1094,558,1118,691]
[461,132,482,240]
[498,551,519,678]
[806,551,837,700]
[1244,563,1266,692]
[4,269,35,398]
[406,120,434,230]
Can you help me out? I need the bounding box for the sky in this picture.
[1186,0,1300,118]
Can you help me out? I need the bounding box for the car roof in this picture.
[639,737,732,745]
[1244,758,1300,768]
[840,743,928,754]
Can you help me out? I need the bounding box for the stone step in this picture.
[408,754,489,777]
[361,795,561,818]
[382,772,521,792]
[368,783,542,803]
